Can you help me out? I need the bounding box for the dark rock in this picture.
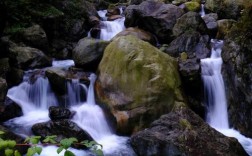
[172,11,208,37]
[0,125,28,155]
[125,1,184,43]
[49,106,72,121]
[72,38,109,71]
[107,15,123,21]
[202,13,218,38]
[131,106,247,156]
[0,98,23,123]
[9,45,52,70]
[0,58,10,78]
[113,27,158,45]
[6,68,24,87]
[216,19,237,39]
[32,119,94,148]
[0,77,7,104]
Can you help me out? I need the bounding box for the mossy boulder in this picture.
[96,35,184,134]
[184,2,200,12]
[216,19,237,39]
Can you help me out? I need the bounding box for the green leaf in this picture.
[60,138,77,149]
[0,140,8,150]
[6,140,16,148]
[5,149,14,156]
[57,146,64,154]
[0,131,5,135]
[26,147,36,156]
[68,138,78,143]
[94,149,104,156]
[64,150,75,156]
[43,135,57,144]
[35,146,42,155]
[24,137,31,143]
[14,150,22,156]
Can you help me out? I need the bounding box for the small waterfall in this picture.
[52,60,75,69]
[201,39,252,155]
[67,79,87,106]
[200,4,205,17]
[201,40,229,129]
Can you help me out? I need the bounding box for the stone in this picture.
[0,58,10,78]
[202,13,218,38]
[0,98,23,123]
[216,19,237,39]
[6,68,24,87]
[131,106,247,156]
[0,77,7,104]
[72,37,109,71]
[184,1,200,12]
[49,106,72,121]
[125,1,184,43]
[96,35,184,134]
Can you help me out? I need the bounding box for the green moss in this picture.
[179,118,192,130]
[184,2,200,12]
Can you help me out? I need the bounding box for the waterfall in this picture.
[201,39,252,155]
[200,4,205,17]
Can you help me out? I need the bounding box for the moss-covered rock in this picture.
[96,35,184,134]
[216,19,237,39]
[184,1,200,12]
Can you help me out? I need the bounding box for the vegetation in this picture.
[0,131,103,156]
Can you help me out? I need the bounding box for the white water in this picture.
[201,39,252,155]
[200,4,205,17]
[52,60,75,69]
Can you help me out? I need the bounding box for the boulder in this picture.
[12,25,49,51]
[6,68,24,87]
[73,38,109,71]
[205,0,244,19]
[0,58,10,78]
[32,119,93,147]
[96,35,184,134]
[125,1,184,43]
[221,7,252,137]
[9,45,52,70]
[113,27,158,45]
[202,13,218,38]
[216,19,237,39]
[49,106,72,121]
[162,31,210,118]
[0,98,23,123]
[184,1,200,12]
[131,106,247,156]
[172,11,208,37]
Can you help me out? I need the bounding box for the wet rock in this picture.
[73,37,109,71]
[131,106,247,156]
[96,35,184,135]
[0,98,23,123]
[0,77,7,104]
[107,15,123,21]
[49,106,72,121]
[202,13,218,38]
[172,11,208,37]
[9,45,52,70]
[125,1,184,43]
[113,27,158,45]
[0,58,10,78]
[6,68,24,87]
[32,119,93,148]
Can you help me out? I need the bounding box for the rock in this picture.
[205,0,244,19]
[0,125,28,155]
[72,38,109,71]
[107,15,123,21]
[0,77,7,104]
[125,1,184,43]
[96,35,184,134]
[184,1,200,12]
[131,106,247,156]
[9,45,52,70]
[0,98,23,123]
[221,7,252,137]
[172,0,187,5]
[172,11,208,37]
[0,58,10,78]
[6,68,24,87]
[32,119,93,148]
[0,2,6,37]
[216,19,237,39]
[45,67,90,95]
[162,31,210,118]
[106,7,121,16]
[113,27,158,45]
[202,13,218,38]
[12,25,49,51]
[49,106,72,121]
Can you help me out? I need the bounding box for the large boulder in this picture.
[72,38,109,71]
[131,106,247,156]
[49,106,72,121]
[172,11,208,37]
[216,19,237,39]
[0,98,23,123]
[202,13,218,38]
[0,58,10,78]
[96,35,184,134]
[222,7,252,137]
[0,77,7,105]
[9,45,52,70]
[32,119,93,147]
[205,0,244,19]
[125,1,184,43]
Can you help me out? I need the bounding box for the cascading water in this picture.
[97,9,125,41]
[200,4,205,17]
[201,39,252,155]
